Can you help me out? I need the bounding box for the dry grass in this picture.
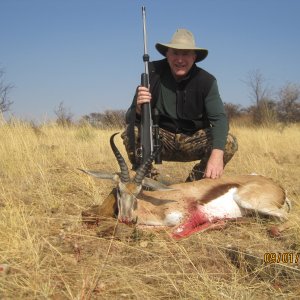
[0,117,299,299]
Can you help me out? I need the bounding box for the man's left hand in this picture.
[204,149,224,179]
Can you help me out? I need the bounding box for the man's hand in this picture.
[204,149,224,179]
[136,86,152,114]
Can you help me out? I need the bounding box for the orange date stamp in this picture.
[264,252,300,264]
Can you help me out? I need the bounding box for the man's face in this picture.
[166,48,197,80]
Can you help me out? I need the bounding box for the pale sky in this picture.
[1,0,299,121]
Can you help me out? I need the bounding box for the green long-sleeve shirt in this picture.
[126,60,228,150]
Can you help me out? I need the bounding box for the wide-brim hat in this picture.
[155,29,208,62]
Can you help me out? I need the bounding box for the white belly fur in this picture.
[201,187,243,221]
[138,188,243,227]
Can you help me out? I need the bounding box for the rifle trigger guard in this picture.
[136,147,142,158]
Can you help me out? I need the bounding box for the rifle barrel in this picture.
[140,6,153,164]
[142,6,150,87]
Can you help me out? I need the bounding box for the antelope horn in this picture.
[110,133,130,183]
[134,145,162,186]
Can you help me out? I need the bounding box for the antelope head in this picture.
[80,133,168,224]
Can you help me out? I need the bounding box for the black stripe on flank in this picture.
[199,183,240,204]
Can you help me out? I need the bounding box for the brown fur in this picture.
[135,175,289,225]
[196,183,240,204]
[82,174,290,233]
[125,182,140,194]
[82,188,117,225]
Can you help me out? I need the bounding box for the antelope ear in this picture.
[78,169,119,182]
[143,177,175,191]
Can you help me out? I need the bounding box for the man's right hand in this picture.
[136,86,152,114]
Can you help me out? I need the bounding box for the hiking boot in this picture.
[185,162,206,182]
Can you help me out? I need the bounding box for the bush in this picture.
[80,109,126,129]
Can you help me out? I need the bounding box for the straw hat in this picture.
[155,29,208,62]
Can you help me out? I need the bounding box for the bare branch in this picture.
[54,101,73,126]
[244,69,270,106]
[0,68,13,113]
[277,83,300,123]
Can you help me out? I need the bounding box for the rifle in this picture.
[140,6,162,165]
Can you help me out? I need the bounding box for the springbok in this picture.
[80,133,291,239]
